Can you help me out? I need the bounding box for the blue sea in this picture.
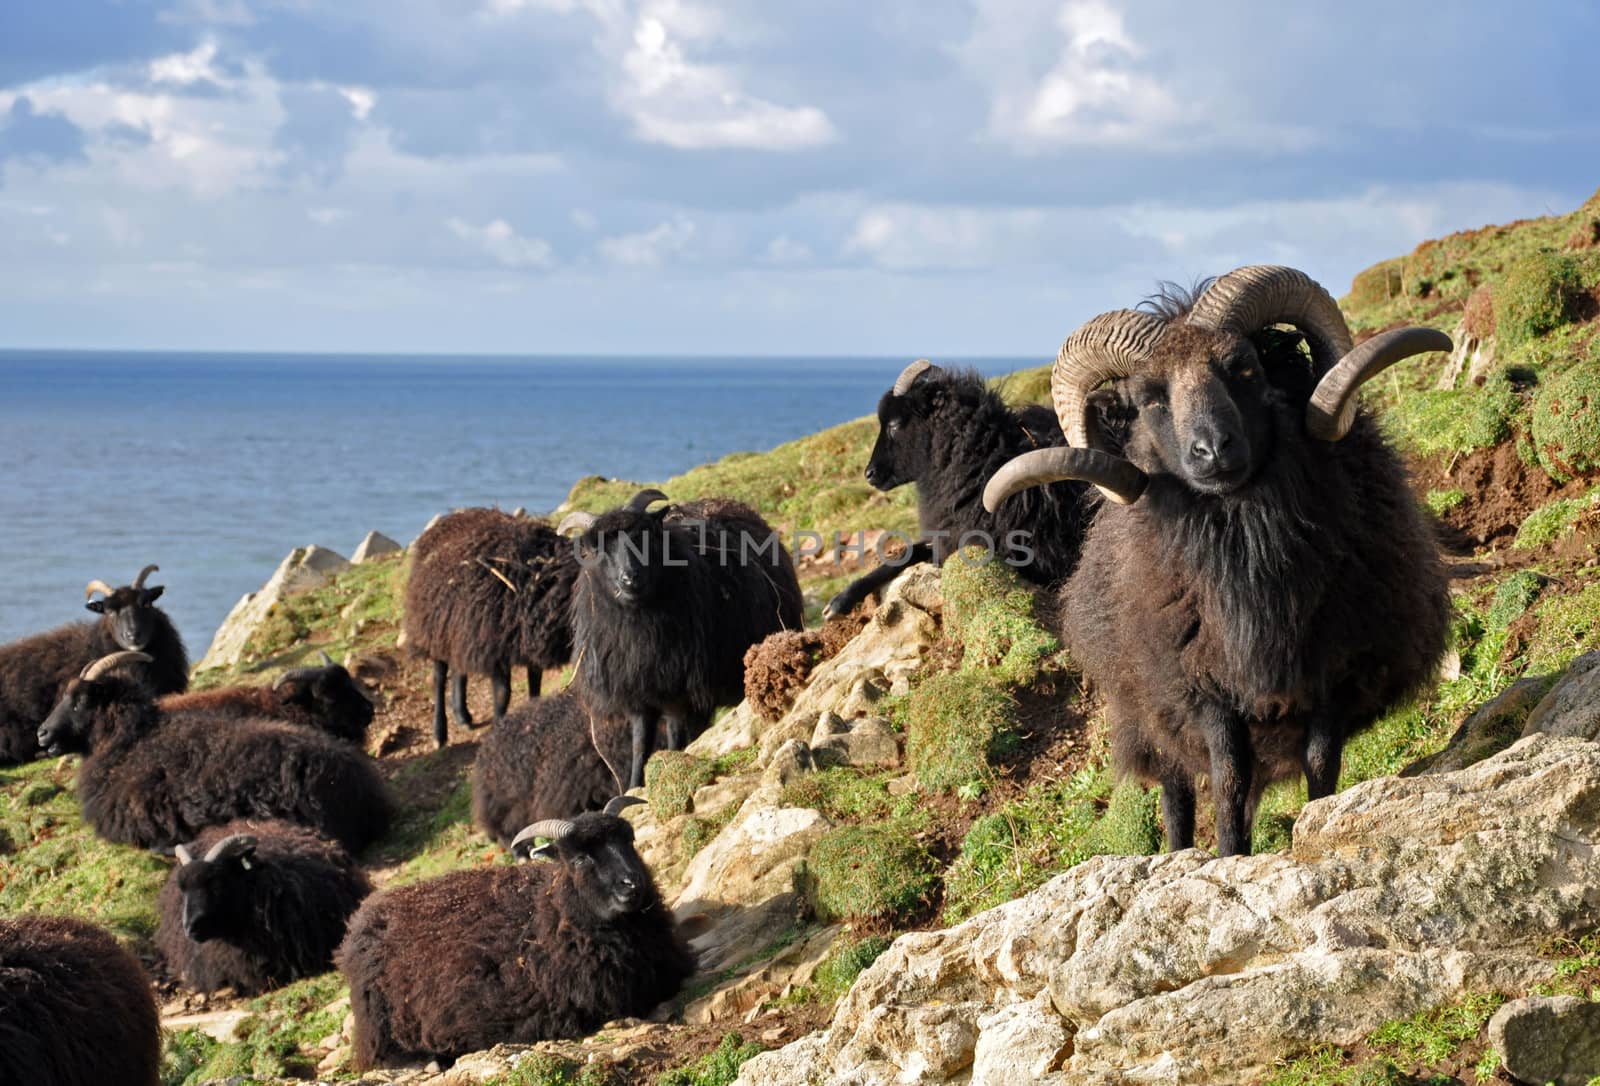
[0,352,1039,650]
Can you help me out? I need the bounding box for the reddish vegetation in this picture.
[1461,284,1496,338]
[742,610,871,721]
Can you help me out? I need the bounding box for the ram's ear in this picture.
[142,586,165,604]
[85,600,106,614]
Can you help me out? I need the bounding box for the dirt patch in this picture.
[1412,439,1592,550]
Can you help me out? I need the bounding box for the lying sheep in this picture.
[825,360,1092,617]
[156,820,373,995]
[37,652,391,853]
[985,266,1451,855]
[159,653,375,745]
[0,564,188,763]
[339,797,695,1069]
[471,690,645,846]
[560,490,804,787]
[404,507,579,747]
[0,913,162,1086]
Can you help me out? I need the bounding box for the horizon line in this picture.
[0,346,1049,364]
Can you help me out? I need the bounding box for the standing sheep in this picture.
[826,360,1092,617]
[0,564,188,763]
[157,820,373,995]
[37,652,391,852]
[338,797,694,1069]
[404,508,579,747]
[159,653,375,745]
[0,913,162,1086]
[559,490,804,788]
[985,266,1452,856]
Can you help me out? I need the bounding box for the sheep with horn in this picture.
[160,651,376,745]
[985,265,1452,856]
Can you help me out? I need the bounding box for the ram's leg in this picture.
[628,709,661,790]
[1199,706,1254,857]
[1302,722,1343,800]
[1158,770,1196,851]
[664,711,695,751]
[527,667,541,700]
[491,663,512,720]
[823,540,935,618]
[450,673,473,727]
[431,660,449,748]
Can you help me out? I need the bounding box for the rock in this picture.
[682,925,844,1025]
[161,1008,253,1042]
[1435,331,1497,390]
[1401,674,1556,775]
[351,530,403,564]
[737,736,1600,1085]
[1488,995,1600,1086]
[1523,651,1600,741]
[812,716,900,769]
[196,545,351,671]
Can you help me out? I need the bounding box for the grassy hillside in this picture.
[4,191,1599,1085]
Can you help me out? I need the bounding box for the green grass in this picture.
[162,972,351,1084]
[1263,993,1506,1086]
[778,766,916,824]
[1523,572,1600,674]
[1379,370,1525,460]
[646,751,715,819]
[655,1032,765,1086]
[940,549,1060,687]
[1493,250,1588,349]
[367,762,501,882]
[1367,992,1505,1066]
[1531,360,1600,483]
[0,757,168,951]
[904,671,1018,796]
[1424,488,1466,516]
[1487,569,1545,627]
[479,1054,621,1086]
[802,824,937,923]
[1514,494,1594,549]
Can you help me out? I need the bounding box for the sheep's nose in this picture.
[1189,433,1231,462]
[864,464,882,486]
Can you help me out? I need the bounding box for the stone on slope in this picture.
[735,735,1600,1085]
[197,544,351,670]
[1522,650,1600,742]
[351,530,403,563]
[1488,995,1600,1086]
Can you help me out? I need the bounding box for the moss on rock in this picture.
[802,825,936,923]
[645,751,714,819]
[904,671,1018,795]
[1494,250,1585,348]
[940,550,1059,686]
[1531,363,1600,483]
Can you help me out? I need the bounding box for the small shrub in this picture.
[779,767,905,823]
[1494,250,1583,348]
[1365,992,1504,1066]
[1460,284,1496,338]
[1531,364,1600,483]
[1083,780,1163,857]
[940,550,1059,686]
[803,825,936,923]
[1486,569,1545,627]
[1514,497,1588,549]
[904,672,1017,794]
[645,751,713,819]
[1349,260,1405,307]
[1424,489,1466,516]
[656,1033,764,1086]
[811,934,893,1003]
[1383,370,1523,458]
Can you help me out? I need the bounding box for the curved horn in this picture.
[201,833,257,865]
[625,489,669,513]
[319,651,336,667]
[79,651,153,681]
[557,511,598,537]
[1307,326,1453,441]
[511,819,575,858]
[892,359,936,396]
[132,564,160,590]
[84,580,116,600]
[603,795,646,817]
[1185,265,1353,377]
[174,844,195,866]
[1052,309,1168,449]
[984,447,1148,511]
[272,668,314,690]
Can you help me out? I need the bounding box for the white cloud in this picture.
[337,85,377,121]
[446,217,555,267]
[615,11,836,151]
[599,215,696,266]
[149,41,224,86]
[763,234,812,264]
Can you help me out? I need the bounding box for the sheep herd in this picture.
[0,264,1455,1083]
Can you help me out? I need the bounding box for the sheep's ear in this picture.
[85,600,106,614]
[142,586,165,604]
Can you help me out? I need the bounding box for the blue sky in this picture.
[0,1,1594,355]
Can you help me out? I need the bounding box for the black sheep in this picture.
[0,913,162,1086]
[559,490,804,788]
[338,798,694,1069]
[472,689,646,846]
[985,265,1452,856]
[160,654,375,745]
[157,820,373,995]
[0,564,188,764]
[826,360,1093,617]
[403,508,579,747]
[37,652,392,853]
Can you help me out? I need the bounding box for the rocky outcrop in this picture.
[1488,995,1600,1086]
[1523,650,1600,741]
[197,544,351,670]
[351,531,403,564]
[736,735,1600,1086]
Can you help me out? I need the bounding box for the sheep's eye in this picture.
[572,855,593,868]
[1236,367,1257,380]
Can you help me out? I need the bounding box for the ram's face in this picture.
[279,666,374,733]
[579,516,683,607]
[36,678,101,755]
[86,585,166,652]
[561,822,654,920]
[1113,326,1276,496]
[176,859,247,942]
[865,391,931,491]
